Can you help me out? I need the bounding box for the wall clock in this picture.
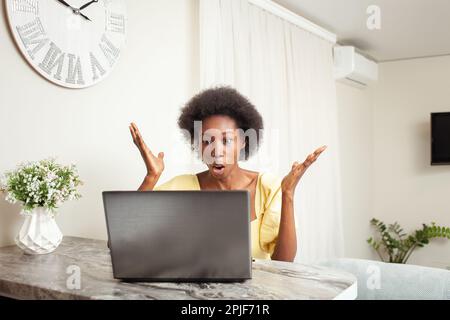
[5,0,126,89]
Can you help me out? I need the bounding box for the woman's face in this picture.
[200,115,245,179]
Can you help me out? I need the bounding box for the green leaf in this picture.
[367,218,450,264]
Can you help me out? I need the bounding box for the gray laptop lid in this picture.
[102,191,251,281]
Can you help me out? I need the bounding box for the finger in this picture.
[300,154,314,168]
[129,126,137,141]
[139,139,151,154]
[131,123,145,145]
[131,122,142,138]
[292,161,299,170]
[293,162,305,174]
[130,123,139,139]
[158,152,164,159]
[312,153,321,162]
[312,147,327,162]
[130,124,145,148]
[131,123,156,157]
[131,127,144,149]
[314,145,327,156]
[131,123,142,139]
[138,136,153,156]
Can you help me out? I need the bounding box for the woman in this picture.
[129,87,326,262]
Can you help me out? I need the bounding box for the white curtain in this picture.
[199,0,344,263]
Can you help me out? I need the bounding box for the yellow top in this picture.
[154,173,282,260]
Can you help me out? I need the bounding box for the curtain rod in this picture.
[248,0,337,44]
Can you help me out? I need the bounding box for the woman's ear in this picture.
[238,137,247,161]
[240,139,246,150]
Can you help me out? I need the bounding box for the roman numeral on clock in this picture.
[12,0,39,14]
[16,17,49,59]
[99,34,120,67]
[89,52,106,81]
[106,12,125,34]
[66,54,85,85]
[38,42,85,85]
[39,42,64,80]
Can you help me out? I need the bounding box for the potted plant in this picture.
[367,218,450,264]
[0,158,82,254]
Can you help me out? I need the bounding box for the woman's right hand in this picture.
[129,122,165,178]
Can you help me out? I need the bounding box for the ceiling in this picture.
[273,0,450,62]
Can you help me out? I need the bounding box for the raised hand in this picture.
[129,123,165,178]
[281,146,327,196]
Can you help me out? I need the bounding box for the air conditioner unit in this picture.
[333,46,378,89]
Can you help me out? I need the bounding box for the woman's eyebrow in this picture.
[222,129,237,135]
[203,129,237,137]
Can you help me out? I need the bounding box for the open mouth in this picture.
[212,164,225,175]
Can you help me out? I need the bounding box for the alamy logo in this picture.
[366,5,381,30]
[66,265,81,290]
[366,265,381,290]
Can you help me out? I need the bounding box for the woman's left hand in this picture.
[281,145,327,196]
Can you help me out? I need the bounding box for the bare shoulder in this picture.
[241,168,260,181]
[196,170,209,178]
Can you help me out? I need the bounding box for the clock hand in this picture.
[79,0,98,11]
[56,0,72,9]
[78,10,91,21]
[55,0,91,21]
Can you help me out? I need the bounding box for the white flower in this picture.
[1,158,82,213]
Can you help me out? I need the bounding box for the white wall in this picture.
[0,0,200,246]
[373,56,450,268]
[336,56,450,267]
[336,83,376,260]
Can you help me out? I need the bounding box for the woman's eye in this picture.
[224,138,233,145]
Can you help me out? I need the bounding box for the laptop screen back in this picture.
[103,191,251,281]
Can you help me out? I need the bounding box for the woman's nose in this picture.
[211,141,225,157]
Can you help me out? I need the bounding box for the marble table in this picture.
[0,237,357,300]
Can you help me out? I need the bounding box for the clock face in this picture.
[5,0,126,89]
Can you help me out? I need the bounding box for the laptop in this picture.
[102,190,252,282]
